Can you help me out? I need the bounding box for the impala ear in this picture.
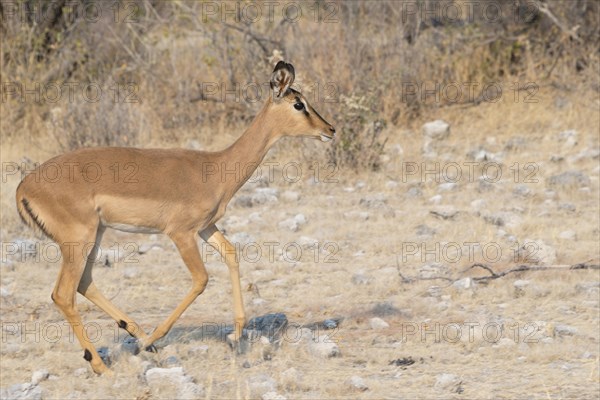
[270,61,295,98]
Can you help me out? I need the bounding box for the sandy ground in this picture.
[1,91,599,399]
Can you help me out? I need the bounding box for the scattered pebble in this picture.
[346,376,369,392]
[370,317,390,330]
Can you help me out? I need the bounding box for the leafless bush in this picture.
[1,0,598,163]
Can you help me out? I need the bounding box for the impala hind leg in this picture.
[52,231,111,375]
[200,224,246,343]
[141,231,208,348]
[77,226,152,350]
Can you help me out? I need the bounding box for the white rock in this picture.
[228,232,255,245]
[145,367,204,399]
[73,368,88,378]
[494,338,516,348]
[252,188,279,205]
[558,230,576,240]
[438,182,457,192]
[370,317,389,330]
[346,376,368,391]
[422,120,450,139]
[281,367,301,382]
[308,335,341,358]
[429,195,442,204]
[344,211,370,220]
[470,199,486,211]
[293,213,306,225]
[248,374,277,395]
[453,278,474,290]
[514,280,530,289]
[3,383,42,400]
[262,392,287,400]
[281,191,300,202]
[30,370,49,385]
[517,239,557,265]
[386,180,399,189]
[123,267,139,279]
[434,373,459,389]
[278,218,299,232]
[554,324,578,336]
[298,236,319,249]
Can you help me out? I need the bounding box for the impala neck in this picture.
[217,100,280,197]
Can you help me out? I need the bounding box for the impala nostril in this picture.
[329,126,336,134]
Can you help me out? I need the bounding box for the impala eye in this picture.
[294,102,304,110]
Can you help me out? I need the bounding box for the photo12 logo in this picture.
[1,82,140,104]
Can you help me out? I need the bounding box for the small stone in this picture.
[430,207,458,220]
[386,180,399,189]
[252,188,279,205]
[262,392,287,400]
[554,324,578,337]
[470,198,486,211]
[123,267,139,279]
[281,190,300,202]
[145,367,204,399]
[229,232,255,246]
[406,187,422,197]
[73,368,88,378]
[513,184,531,197]
[248,374,276,395]
[297,236,319,249]
[346,376,368,392]
[4,383,42,400]
[514,280,530,289]
[495,338,516,348]
[453,278,474,290]
[422,120,450,139]
[558,230,576,240]
[429,195,442,204]
[415,224,436,237]
[246,313,288,338]
[435,373,459,390]
[370,317,389,330]
[351,272,371,285]
[548,171,590,188]
[278,214,306,232]
[30,370,49,385]
[359,194,387,209]
[516,239,556,265]
[164,356,179,366]
[438,182,457,192]
[308,336,341,358]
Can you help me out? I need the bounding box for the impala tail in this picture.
[16,180,55,240]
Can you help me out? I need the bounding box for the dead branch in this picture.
[397,261,599,285]
[534,1,580,41]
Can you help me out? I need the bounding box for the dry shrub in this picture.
[1,0,598,164]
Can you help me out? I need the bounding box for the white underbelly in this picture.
[102,221,161,234]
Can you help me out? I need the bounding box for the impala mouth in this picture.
[320,133,334,142]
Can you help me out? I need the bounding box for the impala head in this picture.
[268,61,336,142]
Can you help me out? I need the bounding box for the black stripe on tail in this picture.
[21,198,55,240]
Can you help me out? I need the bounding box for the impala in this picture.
[16,61,335,375]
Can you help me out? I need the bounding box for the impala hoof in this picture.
[226,333,250,354]
[145,344,158,353]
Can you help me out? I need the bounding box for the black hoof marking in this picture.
[83,349,92,362]
[118,320,128,330]
[145,344,158,353]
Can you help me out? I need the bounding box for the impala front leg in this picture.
[200,224,246,342]
[141,231,209,349]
